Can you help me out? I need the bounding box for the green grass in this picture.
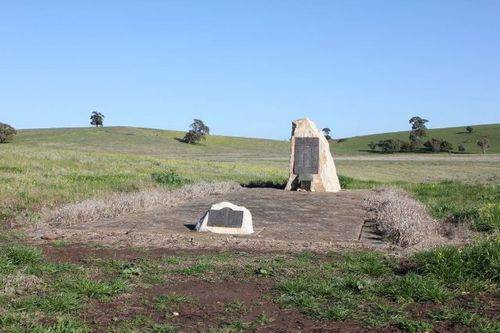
[405,181,500,232]
[0,239,498,331]
[274,239,499,329]
[429,307,500,332]
[154,294,194,312]
[411,237,500,288]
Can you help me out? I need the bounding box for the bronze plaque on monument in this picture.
[207,208,244,228]
[293,137,319,174]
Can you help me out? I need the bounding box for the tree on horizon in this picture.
[90,111,105,127]
[183,119,210,144]
[409,116,428,143]
[322,127,332,141]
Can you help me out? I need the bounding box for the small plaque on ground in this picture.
[293,137,319,174]
[207,208,244,228]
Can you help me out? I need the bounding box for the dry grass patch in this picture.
[1,272,44,297]
[45,182,241,226]
[364,188,440,247]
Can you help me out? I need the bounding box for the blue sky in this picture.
[1,1,499,139]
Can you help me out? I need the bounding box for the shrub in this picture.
[439,140,453,152]
[477,137,490,154]
[183,130,203,144]
[466,126,473,133]
[368,141,377,151]
[377,139,403,153]
[400,141,412,152]
[458,144,466,152]
[410,140,423,152]
[0,122,17,143]
[423,138,453,152]
[151,170,187,187]
[363,188,439,247]
[424,138,442,152]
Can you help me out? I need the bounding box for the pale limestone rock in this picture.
[285,118,341,192]
[195,202,253,235]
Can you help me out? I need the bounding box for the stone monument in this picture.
[195,202,253,235]
[285,118,341,192]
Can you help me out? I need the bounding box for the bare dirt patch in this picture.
[38,245,394,332]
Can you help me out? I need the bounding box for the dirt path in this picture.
[34,188,384,252]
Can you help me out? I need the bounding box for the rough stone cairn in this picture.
[285,118,341,192]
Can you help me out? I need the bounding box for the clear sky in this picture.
[1,1,499,139]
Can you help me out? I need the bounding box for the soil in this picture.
[41,246,400,332]
[39,245,493,332]
[33,188,388,252]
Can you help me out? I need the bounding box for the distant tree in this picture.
[400,141,412,152]
[0,122,16,143]
[458,143,466,152]
[368,141,377,151]
[466,126,474,133]
[440,140,453,152]
[410,140,423,152]
[424,138,442,152]
[477,137,490,154]
[183,130,202,144]
[190,119,210,136]
[409,116,429,143]
[90,111,104,127]
[377,139,403,153]
[183,119,210,144]
[424,138,453,153]
[322,128,332,141]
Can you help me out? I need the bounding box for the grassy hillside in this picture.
[17,124,500,158]
[16,127,289,162]
[331,123,500,155]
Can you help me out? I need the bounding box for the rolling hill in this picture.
[16,123,500,157]
[331,123,500,155]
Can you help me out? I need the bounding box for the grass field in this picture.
[1,126,498,225]
[0,125,499,332]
